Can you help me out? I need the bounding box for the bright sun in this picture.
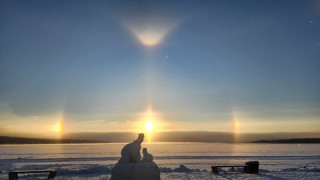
[145,121,154,132]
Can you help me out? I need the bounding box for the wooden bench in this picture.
[212,161,259,174]
[211,165,247,174]
[9,170,56,180]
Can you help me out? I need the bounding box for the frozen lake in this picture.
[0,143,319,179]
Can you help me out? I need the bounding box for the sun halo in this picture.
[55,121,63,133]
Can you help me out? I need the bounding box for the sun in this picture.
[145,121,154,132]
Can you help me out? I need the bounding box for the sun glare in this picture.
[55,121,63,134]
[132,30,168,46]
[124,19,177,47]
[233,121,239,129]
[145,121,154,132]
[232,119,240,134]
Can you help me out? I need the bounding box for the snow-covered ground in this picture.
[0,143,319,179]
[1,163,319,180]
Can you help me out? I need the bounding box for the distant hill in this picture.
[63,131,235,143]
[0,136,109,144]
[250,138,320,144]
[62,131,320,143]
[3,131,319,144]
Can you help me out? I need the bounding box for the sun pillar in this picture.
[55,113,64,139]
[144,106,155,142]
[232,118,239,143]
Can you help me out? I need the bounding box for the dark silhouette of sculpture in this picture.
[142,148,153,162]
[111,133,160,180]
[118,133,144,163]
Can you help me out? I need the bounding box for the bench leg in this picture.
[9,172,18,180]
[48,171,57,179]
[211,166,219,174]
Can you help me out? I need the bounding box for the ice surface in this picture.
[0,143,319,179]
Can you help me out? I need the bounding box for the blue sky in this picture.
[0,0,319,136]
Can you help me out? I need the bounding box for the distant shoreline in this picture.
[0,136,109,145]
[250,138,320,144]
[1,136,320,144]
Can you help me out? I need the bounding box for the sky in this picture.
[0,0,320,138]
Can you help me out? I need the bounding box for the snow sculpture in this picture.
[118,133,144,163]
[111,133,160,180]
[111,162,160,180]
[142,148,153,162]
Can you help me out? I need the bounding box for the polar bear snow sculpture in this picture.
[142,148,153,162]
[118,133,144,163]
[111,133,160,180]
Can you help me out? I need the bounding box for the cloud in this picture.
[81,120,105,124]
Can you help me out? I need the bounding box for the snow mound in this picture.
[160,164,207,173]
[282,167,320,172]
[57,165,111,175]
